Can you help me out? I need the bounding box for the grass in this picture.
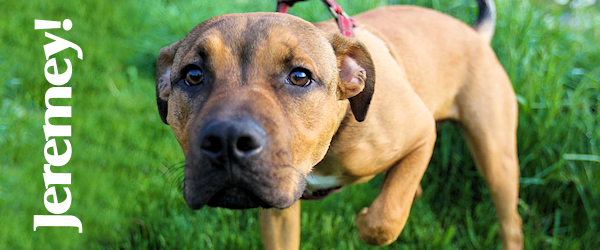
[1,0,599,249]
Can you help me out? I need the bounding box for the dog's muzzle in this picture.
[183,118,301,210]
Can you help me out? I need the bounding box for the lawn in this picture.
[1,0,599,249]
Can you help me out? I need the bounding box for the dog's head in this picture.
[155,13,374,209]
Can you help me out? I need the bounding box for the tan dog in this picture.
[155,0,522,249]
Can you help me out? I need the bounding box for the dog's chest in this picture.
[305,173,343,191]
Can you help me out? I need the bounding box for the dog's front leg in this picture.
[260,200,300,250]
[355,135,436,246]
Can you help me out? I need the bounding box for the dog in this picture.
[154,0,523,249]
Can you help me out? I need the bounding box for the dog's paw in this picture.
[355,207,400,246]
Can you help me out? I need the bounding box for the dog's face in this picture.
[156,13,375,209]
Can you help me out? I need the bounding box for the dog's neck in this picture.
[330,100,352,141]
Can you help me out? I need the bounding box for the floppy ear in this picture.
[155,41,180,124]
[328,34,375,122]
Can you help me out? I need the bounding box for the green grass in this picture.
[1,0,599,249]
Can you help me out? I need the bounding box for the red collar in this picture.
[276,0,356,37]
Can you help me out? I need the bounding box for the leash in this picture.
[276,0,356,37]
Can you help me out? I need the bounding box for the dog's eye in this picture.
[288,68,312,87]
[185,68,204,86]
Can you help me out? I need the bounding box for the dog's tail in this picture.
[473,0,496,43]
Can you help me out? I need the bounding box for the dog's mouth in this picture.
[206,186,270,209]
[301,186,344,200]
[183,162,306,210]
[201,185,343,209]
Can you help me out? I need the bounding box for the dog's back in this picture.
[353,5,506,120]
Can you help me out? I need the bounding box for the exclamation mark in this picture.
[35,19,72,31]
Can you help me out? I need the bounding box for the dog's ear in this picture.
[328,33,375,122]
[156,40,180,124]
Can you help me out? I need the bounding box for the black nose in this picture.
[199,119,266,163]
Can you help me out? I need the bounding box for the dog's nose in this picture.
[199,119,266,163]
